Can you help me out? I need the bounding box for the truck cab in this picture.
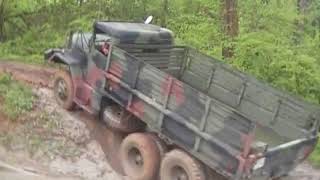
[46,20,174,66]
[45,21,175,112]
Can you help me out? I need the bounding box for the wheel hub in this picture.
[56,79,67,101]
[172,166,188,180]
[103,106,122,124]
[135,154,143,166]
[128,148,144,171]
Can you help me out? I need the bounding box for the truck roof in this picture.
[93,21,174,45]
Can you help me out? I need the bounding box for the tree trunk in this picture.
[78,0,84,6]
[222,0,239,58]
[298,0,310,13]
[0,0,6,42]
[295,0,311,44]
[250,0,258,31]
[161,0,169,27]
[142,0,148,16]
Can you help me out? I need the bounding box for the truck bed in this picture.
[180,48,319,142]
[103,45,319,179]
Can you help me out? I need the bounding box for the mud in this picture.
[288,163,320,180]
[0,61,319,180]
[0,61,57,88]
[35,88,126,180]
[0,61,126,180]
[0,86,125,180]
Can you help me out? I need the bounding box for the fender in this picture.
[44,48,86,65]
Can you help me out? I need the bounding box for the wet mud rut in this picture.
[0,61,319,180]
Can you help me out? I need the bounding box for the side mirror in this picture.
[144,16,153,24]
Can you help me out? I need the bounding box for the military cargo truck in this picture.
[45,19,320,180]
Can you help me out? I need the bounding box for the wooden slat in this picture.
[158,77,174,129]
[194,98,212,152]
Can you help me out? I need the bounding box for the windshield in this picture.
[69,32,111,50]
[94,34,111,46]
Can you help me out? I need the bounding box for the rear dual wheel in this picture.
[120,133,206,180]
[160,150,206,180]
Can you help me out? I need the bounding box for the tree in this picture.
[222,0,239,58]
[160,0,169,27]
[295,0,311,44]
[298,0,310,13]
[0,0,7,41]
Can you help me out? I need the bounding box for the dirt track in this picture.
[0,61,126,179]
[0,61,57,87]
[0,61,320,180]
[0,61,126,174]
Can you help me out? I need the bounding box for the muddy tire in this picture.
[160,149,206,180]
[120,133,161,180]
[148,133,168,158]
[53,70,75,110]
[101,104,145,133]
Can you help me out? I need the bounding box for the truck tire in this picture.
[160,149,206,180]
[53,70,75,110]
[120,133,161,180]
[101,104,145,133]
[148,133,168,158]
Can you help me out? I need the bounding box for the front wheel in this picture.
[53,70,75,110]
[160,149,206,180]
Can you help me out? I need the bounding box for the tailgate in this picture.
[251,137,318,178]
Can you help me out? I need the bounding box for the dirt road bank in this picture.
[0,61,125,180]
[0,61,56,87]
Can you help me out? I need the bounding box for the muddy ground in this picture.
[0,62,127,180]
[0,61,319,180]
[0,87,127,180]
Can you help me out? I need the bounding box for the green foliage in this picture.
[310,140,320,167]
[168,14,222,57]
[232,31,320,103]
[0,74,34,119]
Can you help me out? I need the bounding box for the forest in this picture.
[0,0,320,169]
[0,0,320,106]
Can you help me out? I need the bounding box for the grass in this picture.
[0,111,82,159]
[0,74,34,119]
[0,54,44,65]
[0,25,66,65]
[310,140,320,167]
[0,75,81,159]
[22,112,81,159]
[0,42,45,65]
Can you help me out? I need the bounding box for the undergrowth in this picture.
[0,74,81,159]
[310,140,320,167]
[0,74,34,119]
